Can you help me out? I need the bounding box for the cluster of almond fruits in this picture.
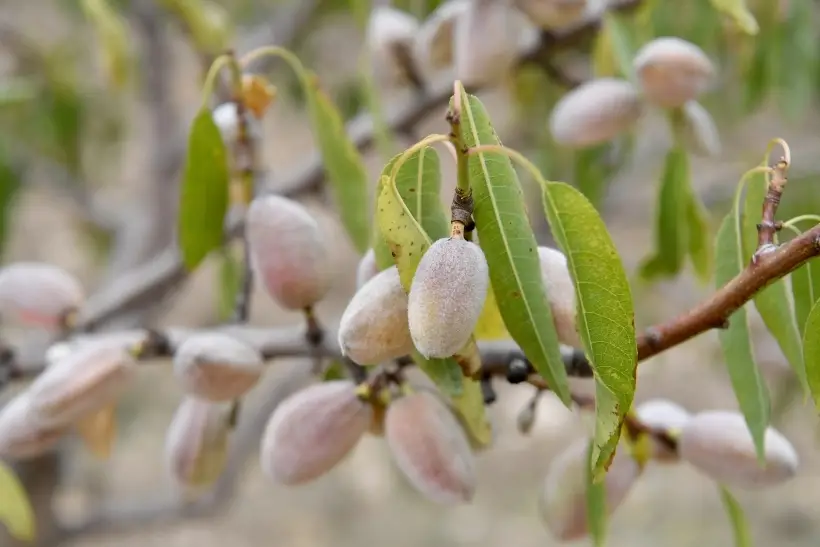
[365,0,608,91]
[541,400,799,541]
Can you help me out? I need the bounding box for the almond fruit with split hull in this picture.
[539,439,642,541]
[246,194,331,310]
[0,262,84,328]
[366,6,420,88]
[174,332,264,402]
[0,393,68,459]
[356,248,380,290]
[339,266,415,365]
[549,78,643,148]
[164,397,230,489]
[408,238,489,358]
[635,399,691,462]
[633,37,714,109]
[260,380,372,485]
[27,344,136,429]
[384,390,476,504]
[538,246,581,348]
[678,410,799,489]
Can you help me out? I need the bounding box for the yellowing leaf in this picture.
[241,75,276,119]
[456,91,572,407]
[541,181,637,482]
[0,461,35,542]
[715,212,770,462]
[474,288,510,340]
[80,0,132,89]
[710,0,759,35]
[178,108,230,271]
[75,404,117,460]
[450,377,492,449]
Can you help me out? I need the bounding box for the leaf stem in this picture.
[200,53,233,110]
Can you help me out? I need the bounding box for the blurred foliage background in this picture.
[3,0,820,546]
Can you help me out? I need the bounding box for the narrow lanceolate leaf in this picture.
[474,288,510,340]
[709,0,759,35]
[304,73,370,253]
[686,189,713,282]
[715,213,770,462]
[542,181,637,481]
[80,0,132,89]
[639,146,690,280]
[600,11,639,81]
[217,247,242,321]
[740,174,807,393]
[178,108,230,271]
[450,377,493,449]
[801,300,820,411]
[586,441,608,546]
[719,487,752,547]
[0,461,35,542]
[456,91,572,407]
[391,147,450,240]
[375,175,463,397]
[791,257,820,335]
[0,148,22,258]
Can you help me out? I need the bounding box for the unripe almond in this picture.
[635,399,691,462]
[539,439,641,541]
[164,397,231,489]
[453,0,534,87]
[513,0,588,30]
[408,238,489,358]
[411,0,470,82]
[537,246,580,348]
[339,266,415,365]
[174,332,264,402]
[0,262,84,328]
[27,344,135,428]
[260,380,372,485]
[246,195,331,310]
[384,390,475,504]
[356,248,380,290]
[678,410,799,489]
[633,37,714,109]
[681,100,721,157]
[366,6,420,88]
[549,78,643,148]
[0,393,68,460]
[211,102,263,149]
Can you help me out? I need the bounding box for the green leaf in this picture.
[0,147,22,258]
[217,247,242,321]
[375,175,463,396]
[304,73,371,253]
[740,174,808,393]
[709,0,759,35]
[719,487,752,547]
[572,144,612,209]
[0,461,35,542]
[686,188,713,282]
[449,377,492,449]
[321,360,347,381]
[80,0,132,89]
[585,440,607,546]
[541,181,637,481]
[455,91,572,407]
[714,213,770,462]
[177,107,230,271]
[801,299,820,411]
[0,78,36,107]
[639,146,690,280]
[600,11,640,81]
[791,257,820,334]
